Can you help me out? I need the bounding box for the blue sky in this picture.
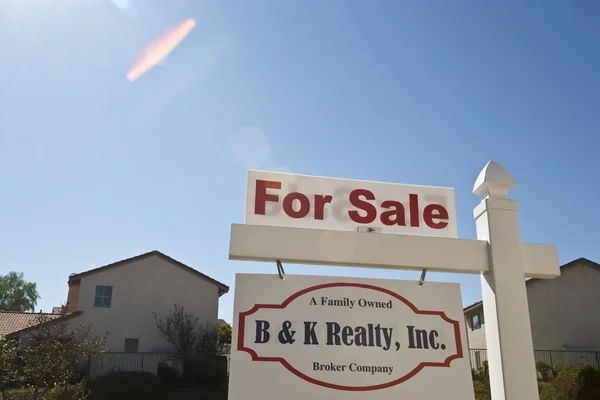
[1,0,599,324]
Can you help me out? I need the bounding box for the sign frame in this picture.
[228,161,561,400]
[229,274,475,398]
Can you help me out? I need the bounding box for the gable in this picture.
[526,257,600,287]
[526,259,600,303]
[464,258,600,318]
[68,251,229,296]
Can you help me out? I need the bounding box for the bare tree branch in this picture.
[153,304,224,360]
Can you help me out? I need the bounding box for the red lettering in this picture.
[409,194,419,227]
[314,195,333,220]
[283,192,310,218]
[255,182,450,230]
[423,204,449,229]
[255,180,281,215]
[380,200,407,226]
[348,189,376,224]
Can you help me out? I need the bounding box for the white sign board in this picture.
[245,170,457,238]
[228,274,475,400]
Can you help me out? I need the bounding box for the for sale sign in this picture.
[228,274,475,399]
[245,170,457,238]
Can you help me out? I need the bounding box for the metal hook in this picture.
[276,260,286,280]
[418,269,427,287]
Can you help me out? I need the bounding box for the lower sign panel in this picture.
[228,274,475,399]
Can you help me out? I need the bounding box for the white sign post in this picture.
[229,274,475,399]
[229,161,561,399]
[473,162,543,399]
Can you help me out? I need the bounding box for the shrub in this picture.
[87,372,169,400]
[539,381,561,400]
[472,361,490,400]
[0,382,89,400]
[472,360,489,383]
[471,363,600,399]
[51,383,90,400]
[473,380,491,400]
[578,365,600,400]
[157,362,179,385]
[537,361,557,382]
[171,386,228,400]
[181,354,228,385]
[543,365,600,400]
[0,311,107,398]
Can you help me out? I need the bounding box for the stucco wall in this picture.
[68,255,220,352]
[465,308,486,349]
[527,262,600,351]
[463,261,600,352]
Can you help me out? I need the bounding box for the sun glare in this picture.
[126,18,196,82]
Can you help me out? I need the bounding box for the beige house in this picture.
[464,257,600,352]
[5,250,229,354]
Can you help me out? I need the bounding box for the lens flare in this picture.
[127,18,196,82]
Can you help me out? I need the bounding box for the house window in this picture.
[94,285,113,308]
[124,338,139,353]
[472,313,481,330]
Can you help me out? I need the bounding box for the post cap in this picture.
[473,160,515,199]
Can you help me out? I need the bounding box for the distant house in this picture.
[217,319,230,328]
[464,257,600,353]
[0,311,60,340]
[5,250,229,354]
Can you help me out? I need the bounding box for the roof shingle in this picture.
[0,312,59,339]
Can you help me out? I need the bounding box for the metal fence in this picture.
[87,350,598,385]
[469,348,600,371]
[86,352,230,386]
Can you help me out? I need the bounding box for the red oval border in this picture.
[237,282,463,391]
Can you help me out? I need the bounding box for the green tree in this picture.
[217,323,232,346]
[0,272,40,312]
[0,308,108,400]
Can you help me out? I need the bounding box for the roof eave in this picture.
[67,251,230,293]
[463,301,483,314]
[462,258,600,312]
[5,311,84,339]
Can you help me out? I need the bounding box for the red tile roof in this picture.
[0,311,83,339]
[5,311,83,339]
[0,312,59,339]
